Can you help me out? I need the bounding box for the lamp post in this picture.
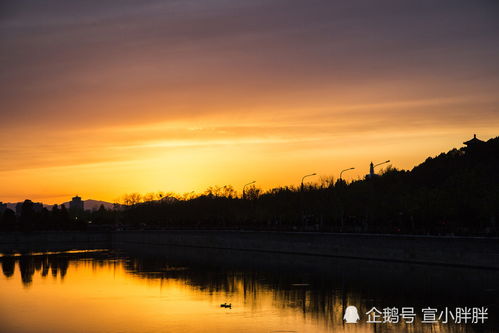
[301,173,317,191]
[339,167,355,180]
[242,181,256,199]
[370,160,390,177]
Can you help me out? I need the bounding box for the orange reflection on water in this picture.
[0,251,491,333]
[0,254,335,333]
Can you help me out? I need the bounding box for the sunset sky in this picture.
[1,0,498,204]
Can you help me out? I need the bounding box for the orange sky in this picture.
[1,1,498,204]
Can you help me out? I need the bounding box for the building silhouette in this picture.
[15,200,43,216]
[69,196,84,218]
[463,134,485,149]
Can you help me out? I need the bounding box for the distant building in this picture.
[15,200,43,216]
[463,134,485,149]
[69,196,84,217]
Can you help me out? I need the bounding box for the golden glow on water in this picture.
[0,258,333,333]
[0,250,492,333]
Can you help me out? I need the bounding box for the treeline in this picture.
[119,137,499,236]
[0,202,116,232]
[1,137,498,236]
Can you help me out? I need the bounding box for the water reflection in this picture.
[0,247,498,333]
[1,256,15,278]
[1,251,103,286]
[120,245,499,333]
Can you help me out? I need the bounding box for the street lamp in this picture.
[301,173,317,191]
[242,181,256,199]
[370,160,390,177]
[339,167,355,180]
[374,160,390,168]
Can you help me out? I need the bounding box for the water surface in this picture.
[0,245,497,333]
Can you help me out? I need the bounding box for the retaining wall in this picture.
[113,230,499,269]
[1,230,498,268]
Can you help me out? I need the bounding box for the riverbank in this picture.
[0,231,110,253]
[114,230,499,269]
[1,230,498,269]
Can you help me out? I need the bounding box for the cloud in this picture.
[2,0,499,125]
[1,91,498,174]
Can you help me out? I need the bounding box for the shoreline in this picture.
[1,230,498,269]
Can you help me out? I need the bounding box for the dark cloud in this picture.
[2,0,498,115]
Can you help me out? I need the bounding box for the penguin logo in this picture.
[343,305,360,323]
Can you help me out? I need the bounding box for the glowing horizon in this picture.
[1,1,498,204]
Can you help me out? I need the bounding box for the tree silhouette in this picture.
[116,137,499,236]
[0,208,16,231]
